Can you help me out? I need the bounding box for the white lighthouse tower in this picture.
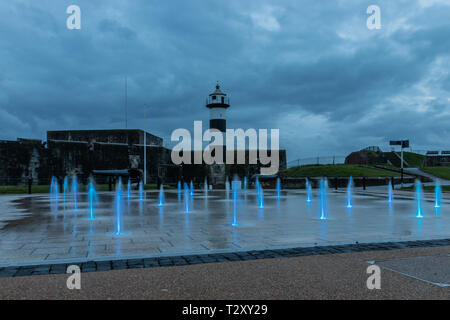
[206,83,230,187]
[206,83,230,133]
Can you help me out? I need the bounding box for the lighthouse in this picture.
[205,83,229,187]
[206,83,230,133]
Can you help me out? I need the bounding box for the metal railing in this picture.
[287,156,346,168]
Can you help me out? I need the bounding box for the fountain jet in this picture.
[319,178,327,220]
[388,181,393,205]
[232,187,238,226]
[276,177,281,201]
[346,176,353,208]
[184,183,191,213]
[139,180,144,202]
[158,184,165,207]
[50,177,59,210]
[415,179,424,218]
[258,186,264,208]
[256,177,260,195]
[63,176,68,209]
[72,175,78,211]
[306,178,312,202]
[115,177,123,235]
[435,182,441,208]
[88,181,97,220]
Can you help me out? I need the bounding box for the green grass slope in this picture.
[285,164,401,177]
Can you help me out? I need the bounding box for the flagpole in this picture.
[125,76,128,129]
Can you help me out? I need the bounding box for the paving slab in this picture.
[0,189,449,269]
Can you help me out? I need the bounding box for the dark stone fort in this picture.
[0,85,286,186]
[0,129,286,186]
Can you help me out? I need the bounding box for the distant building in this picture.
[424,151,450,166]
[345,147,385,165]
[345,147,408,167]
[363,146,381,152]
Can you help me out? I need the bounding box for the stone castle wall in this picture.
[0,139,50,185]
[0,131,287,186]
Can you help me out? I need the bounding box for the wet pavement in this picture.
[0,188,449,266]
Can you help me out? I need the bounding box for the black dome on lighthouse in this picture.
[209,83,227,96]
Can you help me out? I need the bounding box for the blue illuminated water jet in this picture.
[158,184,165,206]
[127,179,131,201]
[72,175,78,211]
[388,181,393,205]
[256,177,260,195]
[183,184,191,213]
[139,180,144,202]
[258,186,264,208]
[346,176,353,208]
[435,182,441,208]
[115,178,123,235]
[231,188,238,226]
[231,176,241,192]
[63,176,68,209]
[319,178,327,220]
[88,182,97,220]
[178,181,182,200]
[50,177,59,210]
[306,178,312,202]
[190,181,194,197]
[244,176,248,192]
[415,179,424,218]
[276,177,281,201]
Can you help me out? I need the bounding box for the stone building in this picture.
[424,151,450,166]
[0,86,287,187]
[0,138,49,185]
[0,130,175,185]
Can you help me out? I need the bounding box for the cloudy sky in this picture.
[1,0,449,162]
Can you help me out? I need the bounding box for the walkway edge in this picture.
[1,238,450,278]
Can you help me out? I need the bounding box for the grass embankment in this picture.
[421,167,450,180]
[402,152,425,168]
[0,184,158,195]
[285,164,401,177]
[0,185,51,194]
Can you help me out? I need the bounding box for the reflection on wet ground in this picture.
[0,189,449,265]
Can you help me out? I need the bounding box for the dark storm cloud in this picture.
[0,0,449,160]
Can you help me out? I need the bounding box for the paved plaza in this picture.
[0,188,449,268]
